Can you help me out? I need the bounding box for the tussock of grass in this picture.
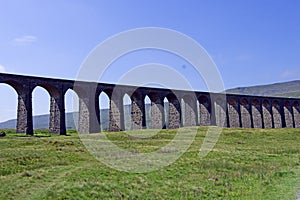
[0,128,299,199]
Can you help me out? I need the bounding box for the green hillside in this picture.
[226,80,300,98]
[0,128,299,199]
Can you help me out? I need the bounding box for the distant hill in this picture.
[226,80,300,98]
[0,112,79,130]
[0,104,160,130]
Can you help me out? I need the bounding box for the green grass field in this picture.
[0,127,299,199]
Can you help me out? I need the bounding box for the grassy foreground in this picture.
[0,128,299,199]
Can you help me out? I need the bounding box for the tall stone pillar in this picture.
[227,98,240,128]
[131,92,145,130]
[293,101,300,128]
[251,99,263,128]
[183,96,197,127]
[215,98,227,127]
[78,92,100,133]
[49,93,66,135]
[150,95,164,129]
[240,98,252,128]
[168,95,181,129]
[16,87,33,135]
[199,96,211,126]
[272,100,282,128]
[262,100,273,128]
[109,93,124,132]
[283,101,293,128]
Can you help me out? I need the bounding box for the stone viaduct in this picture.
[0,73,299,135]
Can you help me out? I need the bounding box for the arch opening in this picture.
[32,86,51,132]
[65,89,79,130]
[144,95,151,129]
[163,97,169,128]
[99,91,110,131]
[0,84,18,128]
[123,93,132,130]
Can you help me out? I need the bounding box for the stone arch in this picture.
[227,98,240,128]
[251,99,262,128]
[262,100,272,128]
[1,80,24,94]
[181,94,197,127]
[0,79,33,134]
[272,100,282,128]
[198,95,211,126]
[148,92,164,129]
[240,98,251,128]
[123,93,132,130]
[293,101,300,128]
[64,88,80,130]
[32,86,51,132]
[166,93,181,129]
[36,84,60,98]
[215,98,227,127]
[283,101,293,128]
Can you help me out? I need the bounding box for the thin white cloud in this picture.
[12,35,38,45]
[0,64,5,73]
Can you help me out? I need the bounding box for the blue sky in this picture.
[0,0,300,122]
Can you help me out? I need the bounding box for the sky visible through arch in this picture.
[0,0,300,122]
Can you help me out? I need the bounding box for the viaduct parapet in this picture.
[0,73,299,135]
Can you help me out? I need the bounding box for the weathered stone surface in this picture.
[272,100,282,128]
[167,94,181,129]
[149,94,164,129]
[227,97,240,128]
[109,92,124,132]
[283,101,293,128]
[262,100,273,128]
[252,99,263,128]
[182,95,197,127]
[215,98,227,127]
[198,95,211,126]
[131,92,145,130]
[240,98,252,128]
[293,101,300,128]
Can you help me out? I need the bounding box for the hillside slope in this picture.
[226,80,300,98]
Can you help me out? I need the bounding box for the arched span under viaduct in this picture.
[0,73,299,135]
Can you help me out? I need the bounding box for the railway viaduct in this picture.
[0,73,299,135]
